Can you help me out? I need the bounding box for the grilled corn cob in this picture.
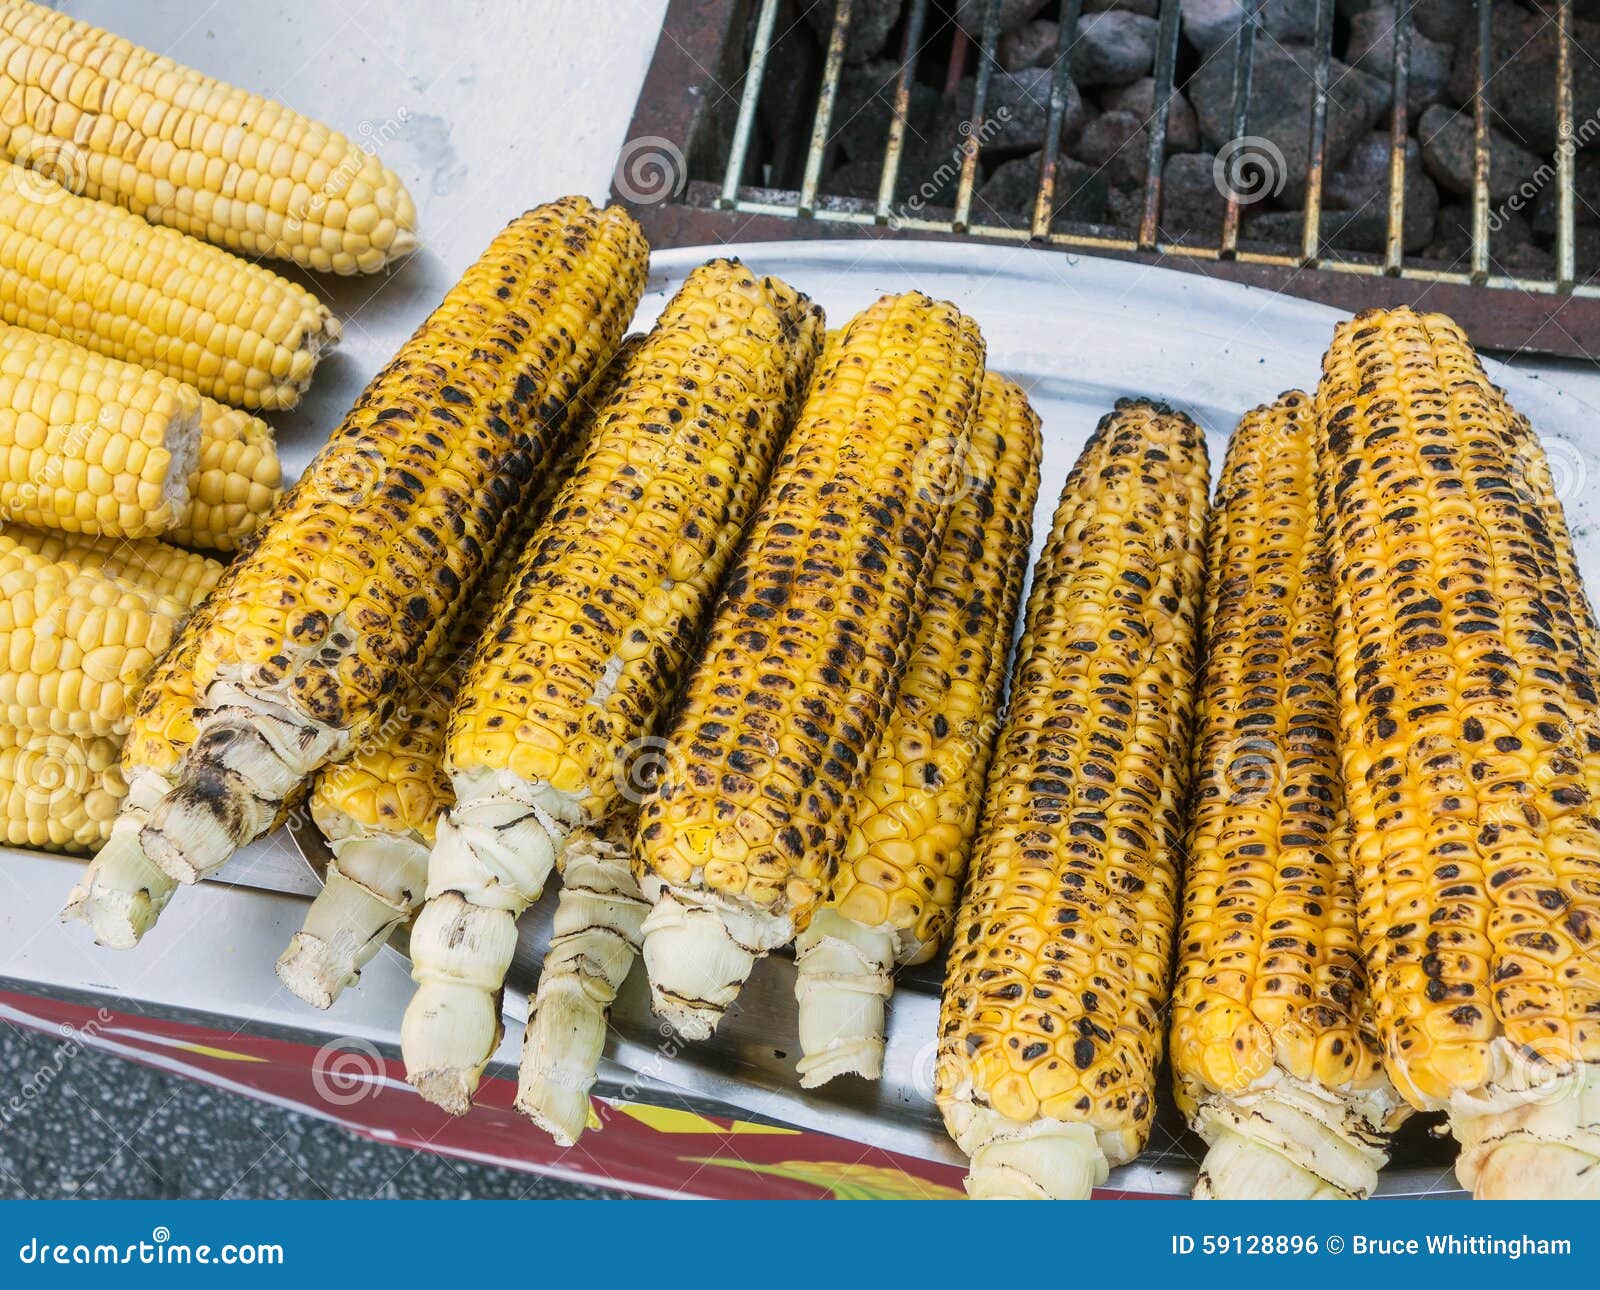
[277,337,643,1009]
[402,259,822,1113]
[1315,307,1600,1199]
[0,526,202,738]
[0,724,123,853]
[515,811,648,1144]
[169,399,283,552]
[119,200,647,904]
[0,167,337,408]
[1171,393,1404,1200]
[637,292,985,1042]
[936,399,1209,1199]
[0,323,201,538]
[0,0,417,273]
[793,371,1041,1087]
[5,524,224,610]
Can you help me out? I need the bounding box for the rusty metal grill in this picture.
[619,0,1600,355]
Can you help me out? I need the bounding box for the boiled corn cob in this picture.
[936,399,1209,1199]
[0,526,198,738]
[277,337,644,1010]
[402,258,823,1113]
[119,200,647,905]
[793,371,1041,1087]
[1171,392,1404,1200]
[0,0,417,273]
[5,524,224,609]
[62,572,230,946]
[169,399,283,552]
[637,292,985,1042]
[0,167,338,408]
[0,323,201,538]
[0,724,123,853]
[1315,307,1600,1199]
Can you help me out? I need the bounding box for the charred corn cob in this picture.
[793,371,1041,1087]
[169,399,283,552]
[402,259,822,1113]
[1315,307,1600,1199]
[0,323,201,538]
[5,524,223,609]
[277,337,644,1010]
[637,292,985,1042]
[0,724,123,853]
[0,1,417,273]
[0,167,337,408]
[515,811,648,1144]
[0,526,201,738]
[1171,393,1404,1200]
[73,200,646,948]
[936,399,1209,1199]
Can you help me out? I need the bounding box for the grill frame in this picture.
[619,0,1600,355]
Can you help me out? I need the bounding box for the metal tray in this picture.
[287,239,1600,1197]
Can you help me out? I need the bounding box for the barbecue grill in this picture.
[620,0,1600,354]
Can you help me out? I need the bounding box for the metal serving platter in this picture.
[279,239,1600,1197]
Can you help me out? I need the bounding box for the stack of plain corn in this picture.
[0,0,435,864]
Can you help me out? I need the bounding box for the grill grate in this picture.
[618,0,1600,355]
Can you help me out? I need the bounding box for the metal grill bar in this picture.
[1300,0,1336,265]
[1555,0,1576,290]
[800,0,855,216]
[701,0,1600,314]
[717,0,781,209]
[1471,0,1492,283]
[1384,0,1413,275]
[1219,0,1264,259]
[953,0,1003,232]
[1138,0,1183,250]
[1031,0,1083,239]
[876,0,932,223]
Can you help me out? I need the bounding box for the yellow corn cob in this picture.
[0,724,123,854]
[168,399,283,552]
[120,199,647,905]
[936,399,1209,1199]
[277,337,644,1010]
[0,167,338,407]
[402,258,823,1113]
[1170,393,1404,1200]
[62,585,220,945]
[4,524,224,609]
[1315,307,1600,1199]
[637,292,985,1042]
[0,526,194,738]
[0,323,201,538]
[793,371,1041,1087]
[0,0,417,273]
